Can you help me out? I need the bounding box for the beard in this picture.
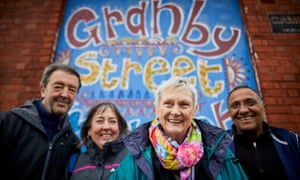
[51,97,71,119]
[51,106,67,119]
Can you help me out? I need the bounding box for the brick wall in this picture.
[0,0,299,133]
[0,0,66,110]
[240,0,300,133]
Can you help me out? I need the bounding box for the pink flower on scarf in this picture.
[177,142,203,167]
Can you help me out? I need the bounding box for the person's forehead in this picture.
[49,70,79,85]
[49,70,71,78]
[229,88,257,101]
[160,87,193,103]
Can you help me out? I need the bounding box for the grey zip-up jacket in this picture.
[0,100,79,180]
[70,138,128,180]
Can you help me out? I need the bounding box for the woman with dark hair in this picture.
[69,102,129,180]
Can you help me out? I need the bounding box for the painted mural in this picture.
[54,0,258,136]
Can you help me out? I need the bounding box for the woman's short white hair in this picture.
[154,76,198,108]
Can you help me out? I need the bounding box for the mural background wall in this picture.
[0,0,299,133]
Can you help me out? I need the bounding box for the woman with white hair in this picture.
[110,76,247,180]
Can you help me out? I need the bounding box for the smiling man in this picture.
[0,63,82,180]
[227,86,300,180]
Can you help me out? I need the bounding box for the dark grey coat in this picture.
[0,100,79,180]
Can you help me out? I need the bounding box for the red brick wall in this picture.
[0,0,299,133]
[240,0,300,133]
[0,0,66,110]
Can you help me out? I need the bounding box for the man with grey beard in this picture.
[0,63,82,180]
[227,86,300,180]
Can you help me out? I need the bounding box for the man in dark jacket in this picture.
[0,63,82,180]
[227,86,300,180]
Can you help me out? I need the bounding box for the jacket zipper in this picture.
[40,127,70,180]
[253,142,263,175]
[41,142,53,180]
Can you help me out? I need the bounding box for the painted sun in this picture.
[224,56,248,90]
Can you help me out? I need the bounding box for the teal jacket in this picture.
[110,119,247,180]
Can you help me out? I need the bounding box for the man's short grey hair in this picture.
[154,76,198,108]
[40,63,82,93]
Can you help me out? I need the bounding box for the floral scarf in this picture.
[149,119,204,180]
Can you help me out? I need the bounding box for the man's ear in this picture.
[40,86,45,99]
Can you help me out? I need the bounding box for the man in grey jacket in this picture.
[0,63,82,180]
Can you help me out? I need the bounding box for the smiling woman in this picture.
[109,76,248,180]
[69,102,129,180]
[154,77,198,144]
